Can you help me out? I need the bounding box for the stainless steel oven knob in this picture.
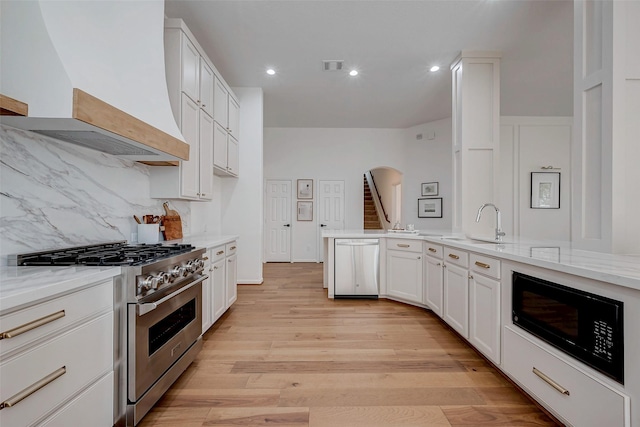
[170,265,186,278]
[195,258,205,269]
[139,275,157,291]
[153,272,171,289]
[185,260,198,273]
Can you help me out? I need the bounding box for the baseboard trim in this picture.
[239,278,264,285]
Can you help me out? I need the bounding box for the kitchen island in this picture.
[323,230,640,427]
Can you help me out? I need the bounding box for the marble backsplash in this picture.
[0,125,191,263]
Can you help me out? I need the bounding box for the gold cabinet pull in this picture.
[230,246,237,250]
[448,254,460,260]
[428,247,437,252]
[475,261,490,269]
[397,244,410,248]
[532,367,570,396]
[202,256,209,261]
[0,366,66,410]
[0,310,65,340]
[216,250,224,256]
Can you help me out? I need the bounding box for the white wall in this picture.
[221,87,264,283]
[264,120,453,261]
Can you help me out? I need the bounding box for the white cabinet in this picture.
[443,247,469,338]
[468,253,501,363]
[0,280,114,427]
[202,240,238,333]
[386,239,423,303]
[213,77,240,177]
[226,242,238,307]
[201,255,212,333]
[423,243,444,317]
[151,24,214,201]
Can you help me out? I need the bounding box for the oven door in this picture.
[127,276,204,401]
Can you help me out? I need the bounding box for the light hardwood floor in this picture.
[140,263,561,427]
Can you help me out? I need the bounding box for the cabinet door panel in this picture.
[469,273,500,363]
[226,254,238,307]
[201,276,212,333]
[199,61,214,117]
[199,110,214,200]
[181,35,199,103]
[386,250,423,303]
[424,255,443,317]
[213,78,229,127]
[180,94,200,199]
[227,96,240,139]
[212,258,226,321]
[443,263,468,338]
[227,137,239,176]
[213,121,228,170]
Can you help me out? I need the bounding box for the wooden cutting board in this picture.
[162,202,183,240]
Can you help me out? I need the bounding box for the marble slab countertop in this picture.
[323,229,640,291]
[0,266,121,314]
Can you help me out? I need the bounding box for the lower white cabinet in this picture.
[504,326,629,427]
[443,261,469,338]
[423,243,444,316]
[469,273,500,363]
[386,239,423,303]
[202,240,238,333]
[0,290,113,427]
[201,267,213,333]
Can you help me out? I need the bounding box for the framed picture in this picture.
[418,198,442,218]
[297,179,313,199]
[531,172,560,209]
[421,182,439,197]
[297,201,313,221]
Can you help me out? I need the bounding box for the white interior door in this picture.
[265,180,292,262]
[317,180,345,262]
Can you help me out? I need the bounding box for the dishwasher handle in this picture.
[336,241,379,247]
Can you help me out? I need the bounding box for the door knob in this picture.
[320,224,327,227]
[284,224,291,227]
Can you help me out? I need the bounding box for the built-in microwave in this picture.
[512,271,624,384]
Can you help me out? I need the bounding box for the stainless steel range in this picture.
[12,241,208,426]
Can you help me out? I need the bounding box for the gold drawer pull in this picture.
[448,254,460,260]
[0,366,66,410]
[428,248,437,252]
[0,310,65,340]
[202,256,209,261]
[216,250,224,256]
[230,246,237,250]
[397,244,410,248]
[475,261,490,269]
[532,367,570,396]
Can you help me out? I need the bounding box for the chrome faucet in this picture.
[476,203,506,242]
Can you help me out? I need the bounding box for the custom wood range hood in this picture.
[0,0,189,164]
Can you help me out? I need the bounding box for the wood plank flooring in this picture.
[139,263,561,427]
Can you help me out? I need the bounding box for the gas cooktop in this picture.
[12,241,196,267]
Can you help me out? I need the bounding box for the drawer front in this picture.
[503,327,629,427]
[388,238,421,253]
[423,242,444,259]
[444,247,468,267]
[39,371,113,427]
[0,312,113,427]
[470,253,501,279]
[0,280,113,357]
[225,241,238,256]
[211,245,226,262]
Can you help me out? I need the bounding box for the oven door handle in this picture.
[137,275,207,316]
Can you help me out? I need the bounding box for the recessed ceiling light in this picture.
[349,69,358,77]
[266,68,276,75]
[430,65,440,72]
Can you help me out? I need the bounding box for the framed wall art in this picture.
[531,172,560,209]
[418,198,442,218]
[421,182,439,197]
[297,179,313,199]
[297,201,313,221]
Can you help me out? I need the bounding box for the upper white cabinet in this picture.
[213,77,240,177]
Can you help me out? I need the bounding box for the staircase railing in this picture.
[365,171,391,228]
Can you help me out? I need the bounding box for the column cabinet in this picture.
[226,242,238,307]
[423,243,444,317]
[442,246,469,339]
[213,78,240,177]
[386,239,423,303]
[468,253,501,364]
[150,21,214,201]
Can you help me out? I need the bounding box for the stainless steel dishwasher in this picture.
[334,239,379,298]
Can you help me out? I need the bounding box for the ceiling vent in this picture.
[322,60,344,71]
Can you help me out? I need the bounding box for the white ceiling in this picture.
[164,0,573,129]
